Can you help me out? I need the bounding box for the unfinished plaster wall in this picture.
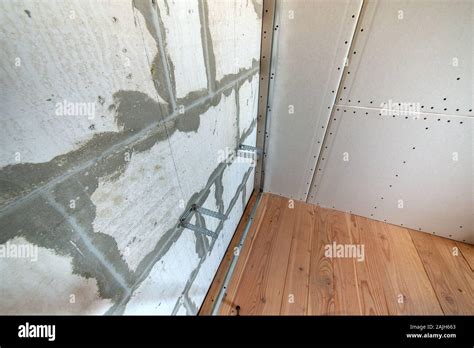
[0,0,261,314]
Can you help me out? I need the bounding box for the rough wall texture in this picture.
[0,0,261,314]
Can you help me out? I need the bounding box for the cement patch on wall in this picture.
[90,138,183,272]
[157,0,208,99]
[207,0,262,81]
[0,237,113,315]
[0,0,261,314]
[0,0,164,167]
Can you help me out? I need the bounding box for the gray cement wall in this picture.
[0,0,262,314]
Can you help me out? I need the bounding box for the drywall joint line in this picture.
[254,0,276,192]
[42,191,131,294]
[307,0,366,201]
[210,191,263,315]
[299,0,364,202]
[334,103,474,119]
[0,67,258,220]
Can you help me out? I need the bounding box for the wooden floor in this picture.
[201,193,474,315]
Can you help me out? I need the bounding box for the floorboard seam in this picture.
[407,229,446,315]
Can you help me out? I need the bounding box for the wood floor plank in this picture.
[225,194,289,315]
[355,216,443,315]
[346,214,389,315]
[382,223,442,314]
[307,205,334,314]
[213,193,470,316]
[457,241,474,271]
[280,201,313,315]
[259,196,298,314]
[230,194,298,315]
[327,209,361,315]
[410,231,474,315]
[199,191,258,315]
[218,193,270,315]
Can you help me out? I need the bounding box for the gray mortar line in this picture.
[177,122,258,310]
[111,160,232,311]
[181,67,258,114]
[111,123,257,313]
[175,292,196,315]
[235,85,241,148]
[0,68,259,220]
[171,297,185,315]
[1,1,260,315]
[179,166,255,313]
[0,63,258,314]
[149,4,190,200]
[151,4,177,111]
[198,0,214,93]
[42,191,131,294]
[174,164,255,314]
[133,2,186,200]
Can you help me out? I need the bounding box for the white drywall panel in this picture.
[309,106,473,243]
[337,0,473,116]
[308,0,474,244]
[263,0,363,200]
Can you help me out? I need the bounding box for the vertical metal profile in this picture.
[254,0,276,192]
[211,192,263,315]
[307,0,366,199]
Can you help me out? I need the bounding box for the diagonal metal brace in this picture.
[195,206,227,220]
[180,222,217,239]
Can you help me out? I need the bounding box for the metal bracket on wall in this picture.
[179,204,227,239]
[254,0,276,192]
[180,222,217,238]
[238,144,262,153]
